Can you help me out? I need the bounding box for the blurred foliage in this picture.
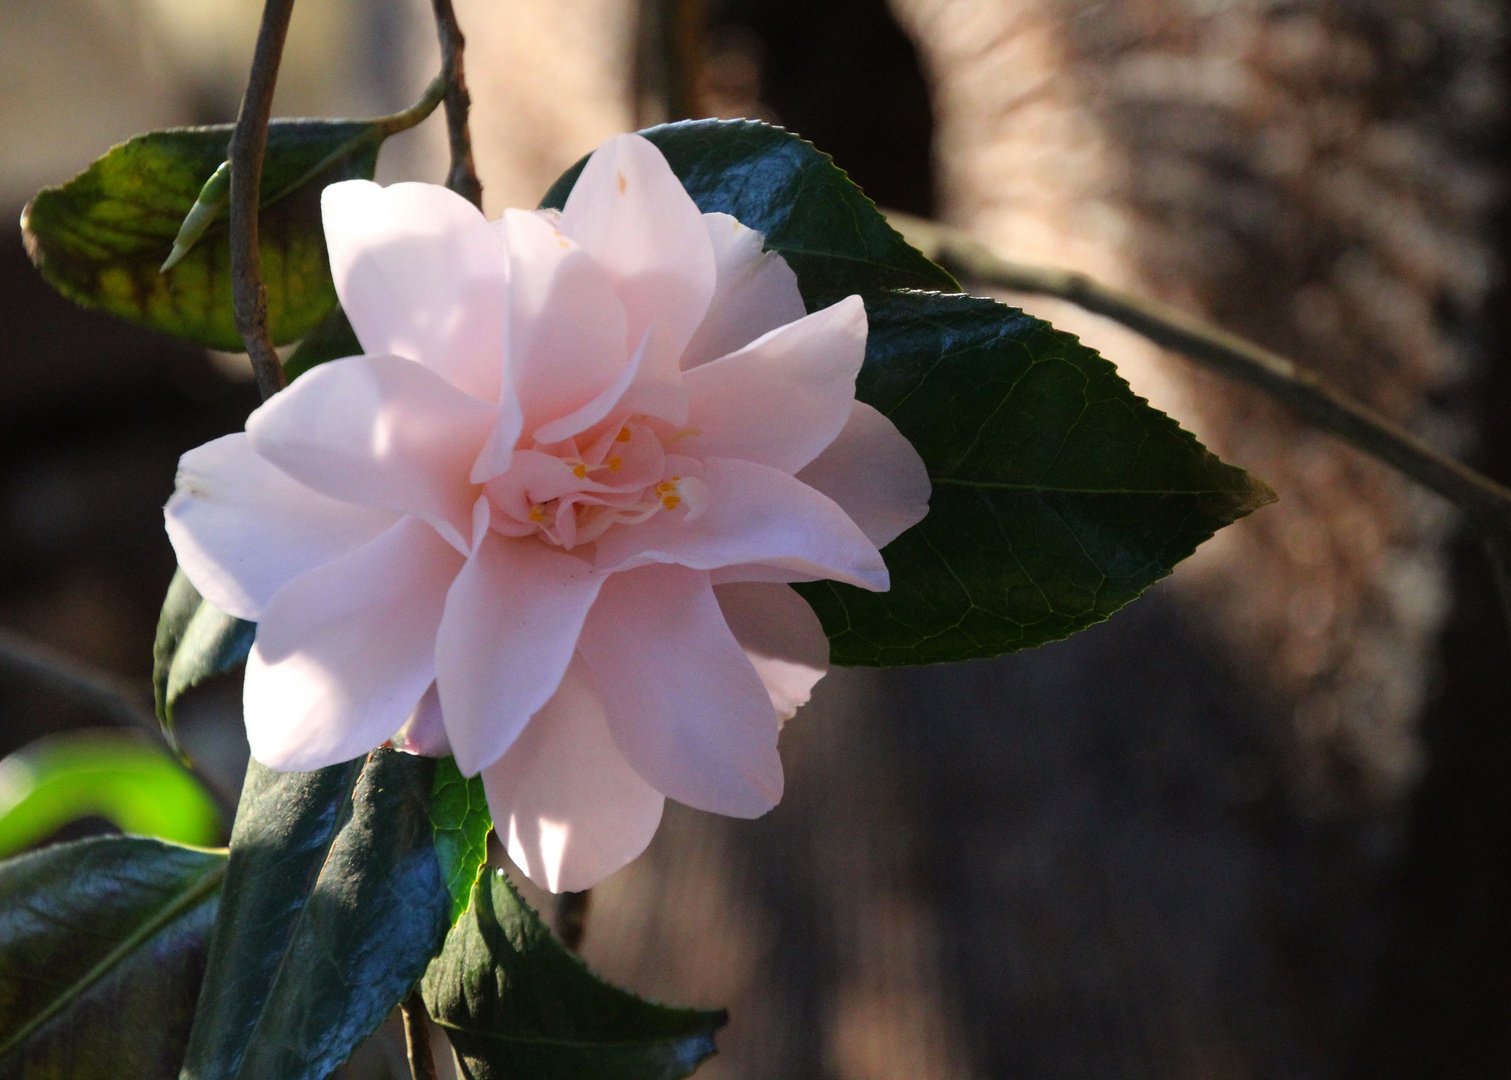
[0,730,221,858]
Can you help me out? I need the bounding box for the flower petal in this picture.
[482,656,664,893]
[528,325,650,447]
[393,684,451,757]
[435,534,606,776]
[578,564,782,818]
[594,457,889,590]
[247,355,495,552]
[558,134,716,423]
[714,582,829,722]
[681,295,867,474]
[322,180,509,401]
[497,208,631,441]
[682,212,807,370]
[243,516,463,772]
[796,401,932,547]
[165,433,396,620]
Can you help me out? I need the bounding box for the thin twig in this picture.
[662,0,706,121]
[636,0,705,123]
[430,0,483,209]
[229,0,297,402]
[401,992,439,1080]
[0,627,239,815]
[888,211,1511,536]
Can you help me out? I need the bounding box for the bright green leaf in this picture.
[795,290,1276,663]
[430,757,492,926]
[21,81,442,351]
[423,869,725,1080]
[152,569,253,749]
[0,731,221,859]
[179,750,451,1080]
[0,836,225,1079]
[539,119,957,309]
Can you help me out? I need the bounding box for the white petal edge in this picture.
[558,134,715,424]
[244,516,464,772]
[322,180,510,401]
[165,433,396,621]
[578,564,784,818]
[483,656,664,893]
[681,295,867,475]
[497,208,631,441]
[435,533,606,776]
[714,582,830,723]
[795,401,931,548]
[682,212,807,370]
[247,354,495,553]
[594,457,890,591]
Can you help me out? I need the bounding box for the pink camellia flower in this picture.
[165,134,929,891]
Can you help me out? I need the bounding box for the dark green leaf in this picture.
[21,82,442,351]
[795,291,1276,664]
[430,757,492,925]
[539,119,957,309]
[152,570,253,748]
[0,731,221,859]
[0,836,225,1080]
[423,870,725,1080]
[181,750,451,1080]
[284,303,362,382]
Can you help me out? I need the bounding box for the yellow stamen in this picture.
[572,463,588,479]
[528,504,546,523]
[661,495,681,510]
[655,478,680,494]
[607,456,623,473]
[615,427,632,442]
[665,426,702,444]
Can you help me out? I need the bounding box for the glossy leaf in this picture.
[0,837,225,1080]
[181,750,451,1080]
[423,869,725,1080]
[0,731,221,859]
[539,118,957,309]
[542,122,1271,664]
[21,83,442,351]
[795,290,1276,664]
[430,757,492,926]
[153,569,253,747]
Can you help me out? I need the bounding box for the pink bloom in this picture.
[165,134,929,891]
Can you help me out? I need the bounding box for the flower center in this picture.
[484,417,709,550]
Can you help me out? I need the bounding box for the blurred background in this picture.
[1,0,1508,1075]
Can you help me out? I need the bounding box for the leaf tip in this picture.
[160,243,189,274]
[18,200,41,266]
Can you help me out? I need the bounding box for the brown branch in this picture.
[401,992,439,1080]
[0,626,240,815]
[636,0,706,123]
[888,211,1511,537]
[430,0,483,209]
[662,0,706,121]
[229,0,297,402]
